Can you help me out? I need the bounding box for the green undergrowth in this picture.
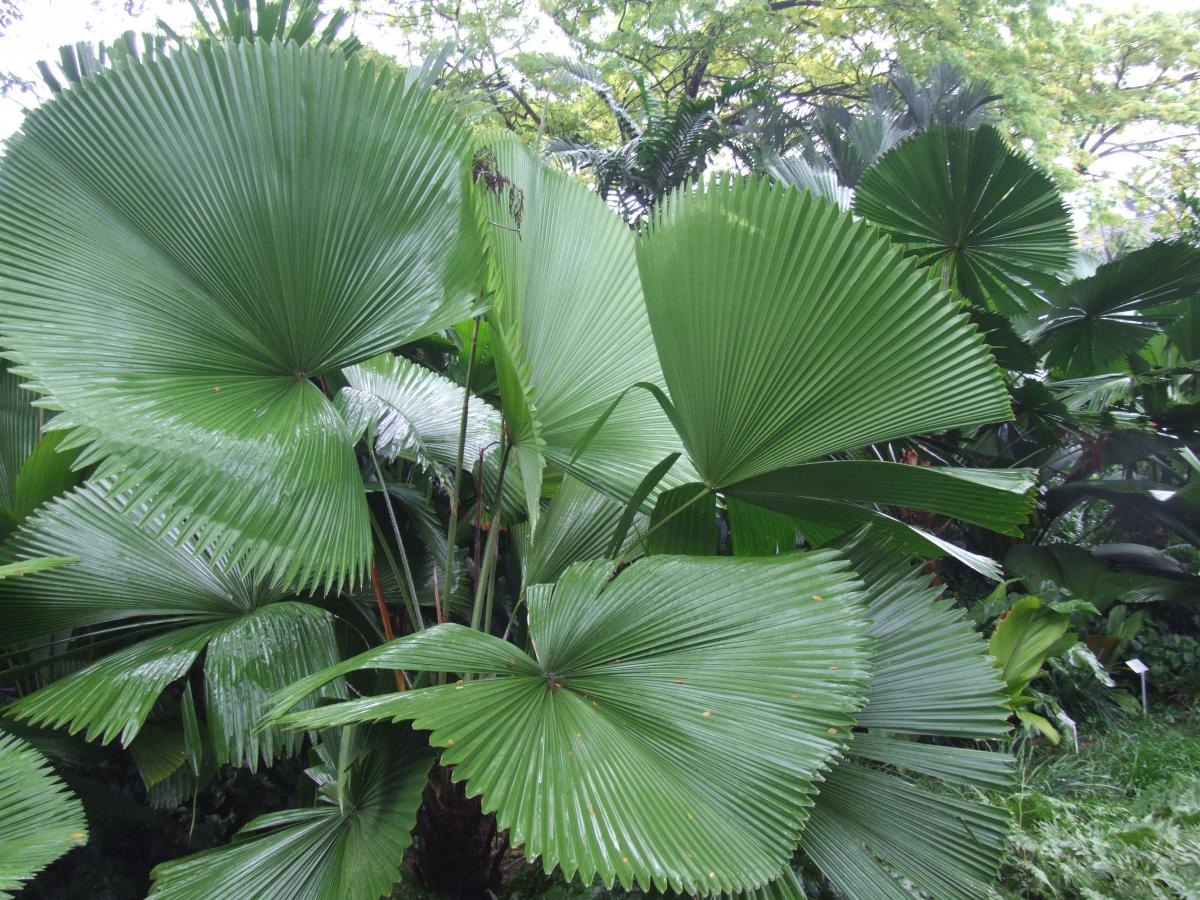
[997,708,1200,899]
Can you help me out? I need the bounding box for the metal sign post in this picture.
[1126,658,1149,716]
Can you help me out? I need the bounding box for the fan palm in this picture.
[854,125,1073,314]
[0,40,1030,899]
[0,41,484,592]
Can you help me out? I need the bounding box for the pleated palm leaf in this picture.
[763,152,852,212]
[0,42,485,592]
[1,483,345,768]
[889,63,1002,132]
[0,730,88,898]
[635,176,1035,577]
[798,87,907,189]
[796,534,1012,898]
[264,553,874,895]
[477,134,696,516]
[149,725,431,899]
[854,125,1073,314]
[1033,241,1200,376]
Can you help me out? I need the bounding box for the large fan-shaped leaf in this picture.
[2,484,267,642]
[57,377,368,591]
[0,730,88,898]
[763,152,851,212]
[8,626,214,746]
[854,125,1072,313]
[268,553,872,895]
[2,485,342,761]
[802,763,1009,900]
[0,42,484,590]
[520,475,639,587]
[149,726,432,900]
[479,134,693,503]
[637,177,1011,491]
[1034,241,1200,376]
[799,534,1011,899]
[338,353,500,475]
[835,534,1011,742]
[338,352,525,514]
[203,603,344,769]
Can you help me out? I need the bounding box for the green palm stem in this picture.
[470,437,511,633]
[367,443,423,631]
[471,447,486,588]
[482,553,498,635]
[442,315,482,606]
[432,564,445,624]
[368,515,424,635]
[501,594,524,643]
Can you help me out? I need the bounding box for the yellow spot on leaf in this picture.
[709,872,717,879]
[447,738,456,746]
[575,731,582,738]
[587,806,595,815]
[622,856,629,864]
[71,832,84,841]
[811,594,824,601]
[674,679,684,684]
[213,386,221,392]
[827,727,838,735]
[829,666,838,672]
[789,693,799,699]
[702,711,712,718]
[687,812,695,821]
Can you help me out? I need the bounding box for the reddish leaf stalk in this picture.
[371,562,406,692]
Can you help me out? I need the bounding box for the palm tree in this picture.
[543,58,751,222]
[757,63,1003,200]
[0,38,1091,899]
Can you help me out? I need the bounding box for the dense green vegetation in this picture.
[0,1,1196,898]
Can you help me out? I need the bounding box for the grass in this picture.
[997,709,1200,899]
